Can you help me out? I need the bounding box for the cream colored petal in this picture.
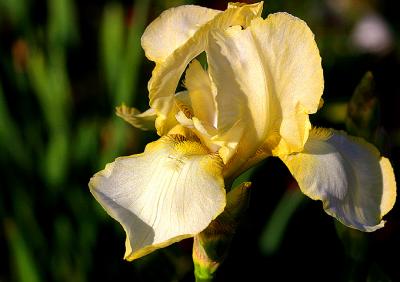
[192,117,221,153]
[206,13,323,173]
[141,5,220,63]
[228,2,263,18]
[185,60,217,127]
[280,128,397,232]
[116,104,156,131]
[174,109,221,154]
[174,90,221,153]
[89,136,226,260]
[259,13,324,156]
[147,2,263,135]
[174,90,194,119]
[206,27,263,170]
[175,110,194,128]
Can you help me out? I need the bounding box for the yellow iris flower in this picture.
[89,2,396,261]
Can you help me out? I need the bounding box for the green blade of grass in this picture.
[4,219,41,282]
[259,188,305,256]
[47,0,78,49]
[99,0,151,165]
[0,81,29,167]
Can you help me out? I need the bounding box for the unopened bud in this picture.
[192,182,251,281]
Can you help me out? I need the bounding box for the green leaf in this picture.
[0,0,29,27]
[346,71,380,143]
[114,0,150,105]
[230,166,257,190]
[101,3,124,93]
[28,50,70,133]
[4,219,41,282]
[73,121,99,166]
[0,81,29,167]
[259,188,305,255]
[48,0,78,49]
[43,132,69,187]
[99,0,151,166]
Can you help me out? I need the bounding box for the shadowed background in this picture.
[1,0,399,281]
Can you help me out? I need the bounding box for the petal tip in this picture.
[379,157,397,217]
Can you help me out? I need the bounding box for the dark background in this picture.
[1,0,399,281]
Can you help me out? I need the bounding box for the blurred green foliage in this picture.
[0,0,399,281]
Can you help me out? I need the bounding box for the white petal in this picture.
[280,128,397,231]
[89,136,226,260]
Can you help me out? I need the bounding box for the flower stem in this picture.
[192,182,252,281]
[193,235,220,282]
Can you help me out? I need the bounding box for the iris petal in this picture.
[89,136,226,260]
[185,60,217,128]
[146,3,263,135]
[141,5,220,63]
[116,104,156,131]
[205,13,323,175]
[280,128,396,231]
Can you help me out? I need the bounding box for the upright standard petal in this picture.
[258,13,323,156]
[206,12,323,174]
[141,5,220,62]
[89,136,226,260]
[184,60,217,128]
[280,128,396,231]
[147,2,263,135]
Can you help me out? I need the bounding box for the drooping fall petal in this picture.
[89,136,226,260]
[280,128,396,231]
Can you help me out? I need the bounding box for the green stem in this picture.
[192,182,252,281]
[193,236,219,282]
